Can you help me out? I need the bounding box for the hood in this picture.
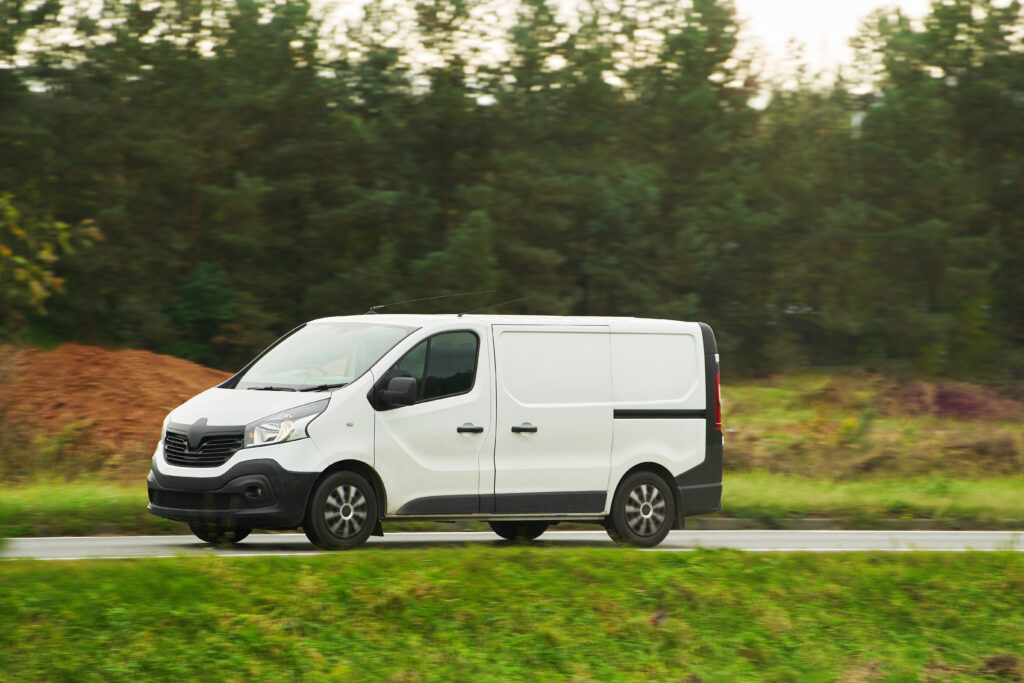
[168,387,335,427]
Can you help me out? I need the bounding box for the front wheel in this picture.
[606,471,675,547]
[303,471,378,550]
[188,522,251,545]
[489,521,548,541]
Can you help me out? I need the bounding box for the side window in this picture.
[388,339,427,385]
[382,331,478,404]
[421,332,478,401]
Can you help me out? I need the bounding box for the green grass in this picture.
[724,472,1024,527]
[3,473,1024,537]
[0,480,185,537]
[1,549,1022,681]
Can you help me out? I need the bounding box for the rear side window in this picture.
[384,331,479,403]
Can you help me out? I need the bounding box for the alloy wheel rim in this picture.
[325,484,368,538]
[624,483,666,536]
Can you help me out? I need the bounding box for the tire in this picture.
[489,520,548,541]
[606,471,675,547]
[303,471,378,550]
[188,522,251,545]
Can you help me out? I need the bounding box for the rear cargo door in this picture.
[491,325,612,514]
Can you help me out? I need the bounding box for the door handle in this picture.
[511,425,538,433]
[457,425,485,433]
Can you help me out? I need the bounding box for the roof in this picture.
[308,314,701,334]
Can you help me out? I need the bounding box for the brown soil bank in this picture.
[1,344,230,449]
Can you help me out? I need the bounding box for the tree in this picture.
[0,194,100,334]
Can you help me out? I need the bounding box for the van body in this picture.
[147,315,723,548]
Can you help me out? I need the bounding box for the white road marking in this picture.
[2,530,1022,560]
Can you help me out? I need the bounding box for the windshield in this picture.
[235,322,416,391]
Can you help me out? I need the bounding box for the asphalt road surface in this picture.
[3,530,1023,559]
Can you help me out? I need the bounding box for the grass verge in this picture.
[2,473,1024,537]
[1,549,1023,680]
[723,472,1024,527]
[0,480,185,537]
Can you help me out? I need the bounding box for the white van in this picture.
[148,315,723,548]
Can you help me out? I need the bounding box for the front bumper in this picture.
[148,458,319,530]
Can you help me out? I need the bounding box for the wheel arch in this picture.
[613,462,685,530]
[311,459,388,520]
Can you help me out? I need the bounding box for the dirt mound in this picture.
[0,343,231,448]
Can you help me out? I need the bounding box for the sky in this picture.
[12,0,957,83]
[731,0,935,75]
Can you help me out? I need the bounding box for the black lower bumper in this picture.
[676,442,723,517]
[148,458,319,530]
[677,483,722,517]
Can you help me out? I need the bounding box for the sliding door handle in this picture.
[457,425,485,434]
[511,425,538,433]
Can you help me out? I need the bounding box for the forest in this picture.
[1,0,1022,375]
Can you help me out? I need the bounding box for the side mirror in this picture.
[379,376,417,407]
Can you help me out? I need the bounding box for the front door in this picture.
[492,325,613,514]
[373,326,492,515]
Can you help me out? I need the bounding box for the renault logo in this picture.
[187,417,209,451]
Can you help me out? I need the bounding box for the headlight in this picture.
[244,399,329,448]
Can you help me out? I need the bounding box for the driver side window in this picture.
[383,331,479,403]
[387,339,427,386]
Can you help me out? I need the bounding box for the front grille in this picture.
[164,430,243,468]
[149,489,242,510]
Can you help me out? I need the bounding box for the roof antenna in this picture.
[366,290,496,314]
[458,296,529,317]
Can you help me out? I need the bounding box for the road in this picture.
[3,530,1022,559]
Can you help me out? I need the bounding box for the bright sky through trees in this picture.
[732,0,934,75]
[320,0,946,74]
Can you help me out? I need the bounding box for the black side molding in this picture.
[396,491,606,516]
[614,409,705,419]
[397,495,480,515]
[492,491,604,514]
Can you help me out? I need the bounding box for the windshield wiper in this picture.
[299,383,348,392]
[247,386,297,391]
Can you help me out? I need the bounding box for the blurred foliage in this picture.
[0,194,101,333]
[725,370,1024,477]
[0,0,1021,373]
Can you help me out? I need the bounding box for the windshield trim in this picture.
[228,321,420,391]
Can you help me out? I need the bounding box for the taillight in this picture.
[713,371,722,430]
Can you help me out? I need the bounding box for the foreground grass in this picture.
[3,473,1024,537]
[1,549,1022,681]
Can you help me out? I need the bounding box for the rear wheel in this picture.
[489,521,548,541]
[303,471,378,550]
[607,471,675,547]
[188,522,251,545]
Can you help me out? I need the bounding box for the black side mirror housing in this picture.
[379,376,417,407]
